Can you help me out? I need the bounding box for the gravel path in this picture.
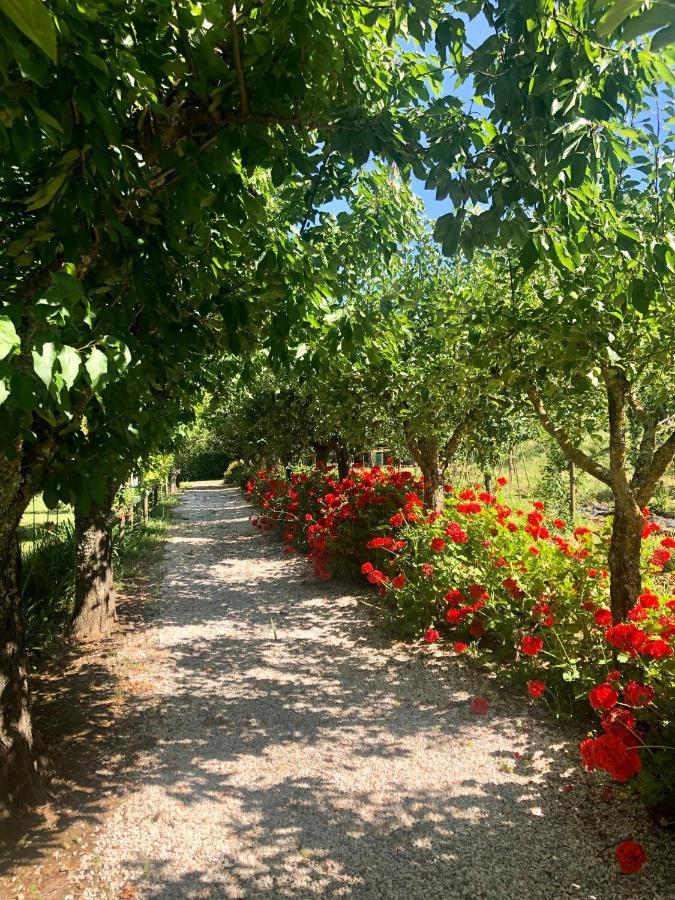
[71,482,672,899]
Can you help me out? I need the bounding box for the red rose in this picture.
[552,518,565,529]
[595,607,612,628]
[470,696,489,715]
[601,707,636,745]
[496,476,507,487]
[607,670,621,682]
[453,641,469,653]
[527,679,546,699]
[423,628,439,644]
[389,512,404,527]
[430,537,446,552]
[533,500,545,511]
[361,562,374,574]
[521,635,544,657]
[445,521,468,543]
[421,563,434,577]
[623,681,655,708]
[468,618,484,639]
[392,574,406,589]
[615,840,646,875]
[588,683,618,711]
[445,588,464,605]
[642,639,673,659]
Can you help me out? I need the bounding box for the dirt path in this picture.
[6,482,672,899]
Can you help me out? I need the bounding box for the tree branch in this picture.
[441,413,475,468]
[635,429,675,507]
[229,3,250,117]
[526,385,613,487]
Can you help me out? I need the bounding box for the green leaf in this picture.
[652,22,675,51]
[32,341,56,388]
[85,347,108,389]
[0,316,19,360]
[597,0,644,37]
[25,170,67,211]
[518,238,539,277]
[0,379,8,405]
[57,345,81,389]
[0,0,57,62]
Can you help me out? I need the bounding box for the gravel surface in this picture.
[68,482,672,899]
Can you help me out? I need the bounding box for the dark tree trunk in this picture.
[483,472,492,493]
[72,482,118,640]
[0,464,42,812]
[335,442,350,481]
[314,444,330,467]
[608,497,643,622]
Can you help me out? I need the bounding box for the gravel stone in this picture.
[70,482,673,899]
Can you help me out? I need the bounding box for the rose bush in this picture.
[245,465,675,825]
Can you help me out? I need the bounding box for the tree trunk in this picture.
[72,483,118,640]
[483,472,492,493]
[314,444,330,467]
[335,442,350,481]
[608,497,643,622]
[416,441,445,513]
[0,467,42,812]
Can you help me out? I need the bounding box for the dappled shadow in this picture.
[1,483,671,899]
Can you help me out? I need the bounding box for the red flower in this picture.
[594,608,612,627]
[588,683,618,711]
[453,641,469,653]
[430,537,446,552]
[642,638,673,659]
[445,521,468,543]
[446,608,468,624]
[468,618,484,639]
[470,696,489,715]
[496,476,507,487]
[533,500,545,511]
[421,563,434,577]
[650,548,671,569]
[423,627,439,644]
[622,681,655,708]
[552,518,566,529]
[661,536,675,549]
[615,840,646,875]
[580,734,641,781]
[361,562,374,574]
[389,512,404,527]
[601,707,636,745]
[637,590,659,610]
[604,623,648,654]
[445,588,464,605]
[527,679,546,699]
[587,568,599,578]
[456,501,482,514]
[392,574,406,589]
[503,577,524,599]
[542,615,556,628]
[607,670,621,682]
[521,635,544,657]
